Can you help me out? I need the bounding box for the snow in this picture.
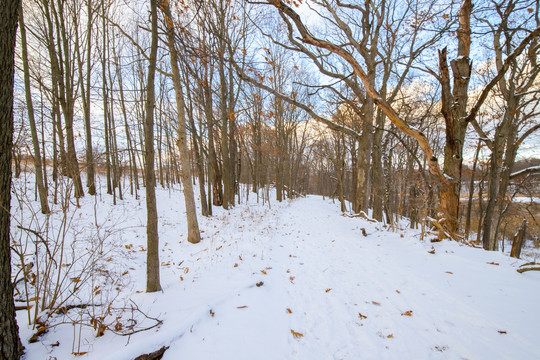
[11,175,540,360]
[510,165,540,178]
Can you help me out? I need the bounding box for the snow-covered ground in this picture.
[11,175,540,359]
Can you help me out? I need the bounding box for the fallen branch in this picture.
[134,346,170,360]
[56,303,101,315]
[517,262,540,273]
[344,211,377,223]
[517,266,540,273]
[427,217,462,241]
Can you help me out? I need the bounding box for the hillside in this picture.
[12,177,540,360]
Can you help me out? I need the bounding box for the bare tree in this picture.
[0,0,24,358]
[18,2,50,214]
[145,0,162,292]
[160,0,201,244]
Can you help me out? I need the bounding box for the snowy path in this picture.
[18,192,540,360]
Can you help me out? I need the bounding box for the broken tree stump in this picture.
[510,219,527,259]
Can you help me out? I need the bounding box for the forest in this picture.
[1,0,540,359]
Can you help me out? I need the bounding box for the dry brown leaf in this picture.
[210,309,215,317]
[286,308,292,314]
[387,334,394,338]
[498,330,507,334]
[237,305,248,309]
[261,270,267,275]
[401,310,413,316]
[445,271,453,274]
[358,313,367,319]
[234,263,238,267]
[325,288,332,293]
[487,262,499,266]
[371,301,381,306]
[291,329,304,338]
[396,290,401,294]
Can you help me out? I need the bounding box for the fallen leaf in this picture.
[396,290,401,294]
[73,352,88,356]
[371,301,381,306]
[286,308,292,314]
[401,310,413,316]
[237,305,248,309]
[291,329,304,338]
[445,271,453,274]
[387,334,394,338]
[428,249,436,254]
[358,313,367,319]
[256,281,264,287]
[261,270,267,275]
[487,262,499,266]
[210,309,215,317]
[325,288,332,293]
[239,255,243,261]
[234,263,238,267]
[498,330,507,334]
[184,267,189,274]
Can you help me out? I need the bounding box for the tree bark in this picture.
[145,0,162,292]
[0,0,24,358]
[77,0,96,195]
[19,5,50,214]
[510,219,527,259]
[160,0,201,244]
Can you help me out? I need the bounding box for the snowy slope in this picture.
[13,179,540,360]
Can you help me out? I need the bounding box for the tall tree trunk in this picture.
[464,139,481,239]
[438,0,472,236]
[19,5,50,214]
[482,133,501,250]
[145,0,161,292]
[161,0,201,244]
[371,109,385,221]
[78,0,96,195]
[101,2,112,195]
[0,0,24,357]
[116,51,139,198]
[54,0,84,199]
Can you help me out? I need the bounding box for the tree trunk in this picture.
[78,0,96,195]
[19,6,49,214]
[0,0,24,357]
[464,139,481,239]
[161,0,201,244]
[510,219,527,259]
[437,0,472,236]
[145,0,161,292]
